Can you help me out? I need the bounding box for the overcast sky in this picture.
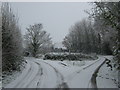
[10,2,93,43]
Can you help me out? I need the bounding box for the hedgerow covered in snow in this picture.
[43,52,98,60]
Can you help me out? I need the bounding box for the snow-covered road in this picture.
[5,57,106,88]
[42,57,105,88]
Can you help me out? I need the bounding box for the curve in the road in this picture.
[26,62,43,88]
[34,60,69,88]
[5,60,40,88]
[89,57,106,88]
[15,61,39,88]
[65,59,100,82]
[67,57,105,88]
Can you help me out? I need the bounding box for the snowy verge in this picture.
[0,74,1,89]
[96,56,118,88]
[5,61,30,88]
[2,61,27,88]
[0,81,1,90]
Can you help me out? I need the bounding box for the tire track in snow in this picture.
[65,57,105,88]
[88,57,106,88]
[35,60,69,88]
[16,61,39,88]
[65,59,100,82]
[39,59,100,88]
[5,57,104,88]
[26,62,43,88]
[6,60,40,88]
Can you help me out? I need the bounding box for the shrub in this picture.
[43,53,98,60]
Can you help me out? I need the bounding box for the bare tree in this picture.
[2,3,24,72]
[63,19,99,54]
[24,23,53,57]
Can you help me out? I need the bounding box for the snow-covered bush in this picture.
[105,57,120,88]
[43,53,98,60]
[2,3,24,72]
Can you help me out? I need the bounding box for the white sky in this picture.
[10,2,93,43]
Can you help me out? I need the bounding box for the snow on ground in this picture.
[42,59,97,78]
[68,57,104,88]
[5,57,100,88]
[4,56,117,88]
[0,80,1,89]
[33,60,64,88]
[0,73,2,89]
[5,60,40,88]
[2,71,21,87]
[96,56,118,88]
[35,57,105,88]
[2,66,25,87]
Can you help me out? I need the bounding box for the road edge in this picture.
[90,57,106,89]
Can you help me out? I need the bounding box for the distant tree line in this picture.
[63,2,120,69]
[63,19,113,55]
[63,2,120,54]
